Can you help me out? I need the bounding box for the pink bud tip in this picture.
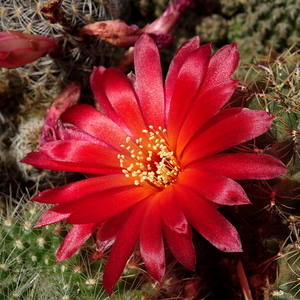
[80,20,144,48]
[39,82,81,146]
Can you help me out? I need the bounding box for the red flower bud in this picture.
[80,0,195,50]
[0,30,59,68]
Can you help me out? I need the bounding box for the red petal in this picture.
[56,122,109,147]
[181,108,274,166]
[176,185,242,252]
[134,34,165,127]
[40,139,119,167]
[61,104,128,152]
[159,186,189,234]
[56,223,99,262]
[96,209,131,252]
[190,153,289,180]
[178,168,250,205]
[31,174,134,204]
[165,36,200,116]
[65,186,154,224]
[103,198,150,295]
[176,79,238,156]
[163,222,195,271]
[198,43,239,97]
[34,207,70,227]
[101,67,146,137]
[21,151,120,175]
[167,43,212,148]
[140,196,165,283]
[90,66,126,129]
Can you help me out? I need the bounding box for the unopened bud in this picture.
[0,30,59,68]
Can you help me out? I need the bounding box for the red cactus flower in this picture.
[21,34,288,295]
[0,30,59,68]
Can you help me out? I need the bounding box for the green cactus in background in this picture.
[240,48,300,177]
[227,0,300,64]
[231,47,300,298]
[195,14,227,44]
[136,0,300,64]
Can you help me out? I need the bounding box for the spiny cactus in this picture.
[0,191,205,299]
[0,0,130,102]
[230,47,300,298]
[241,48,300,176]
[272,244,300,300]
[0,193,128,299]
[195,14,227,44]
[218,0,242,17]
[0,0,131,196]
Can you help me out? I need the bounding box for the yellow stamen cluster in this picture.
[118,126,180,189]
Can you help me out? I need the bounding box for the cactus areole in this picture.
[22,33,288,295]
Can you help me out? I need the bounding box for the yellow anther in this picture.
[117,126,181,190]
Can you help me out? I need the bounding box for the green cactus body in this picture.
[244,49,300,177]
[235,48,300,299]
[195,14,228,44]
[0,200,146,299]
[273,244,300,299]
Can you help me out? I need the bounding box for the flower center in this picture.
[118,126,181,190]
